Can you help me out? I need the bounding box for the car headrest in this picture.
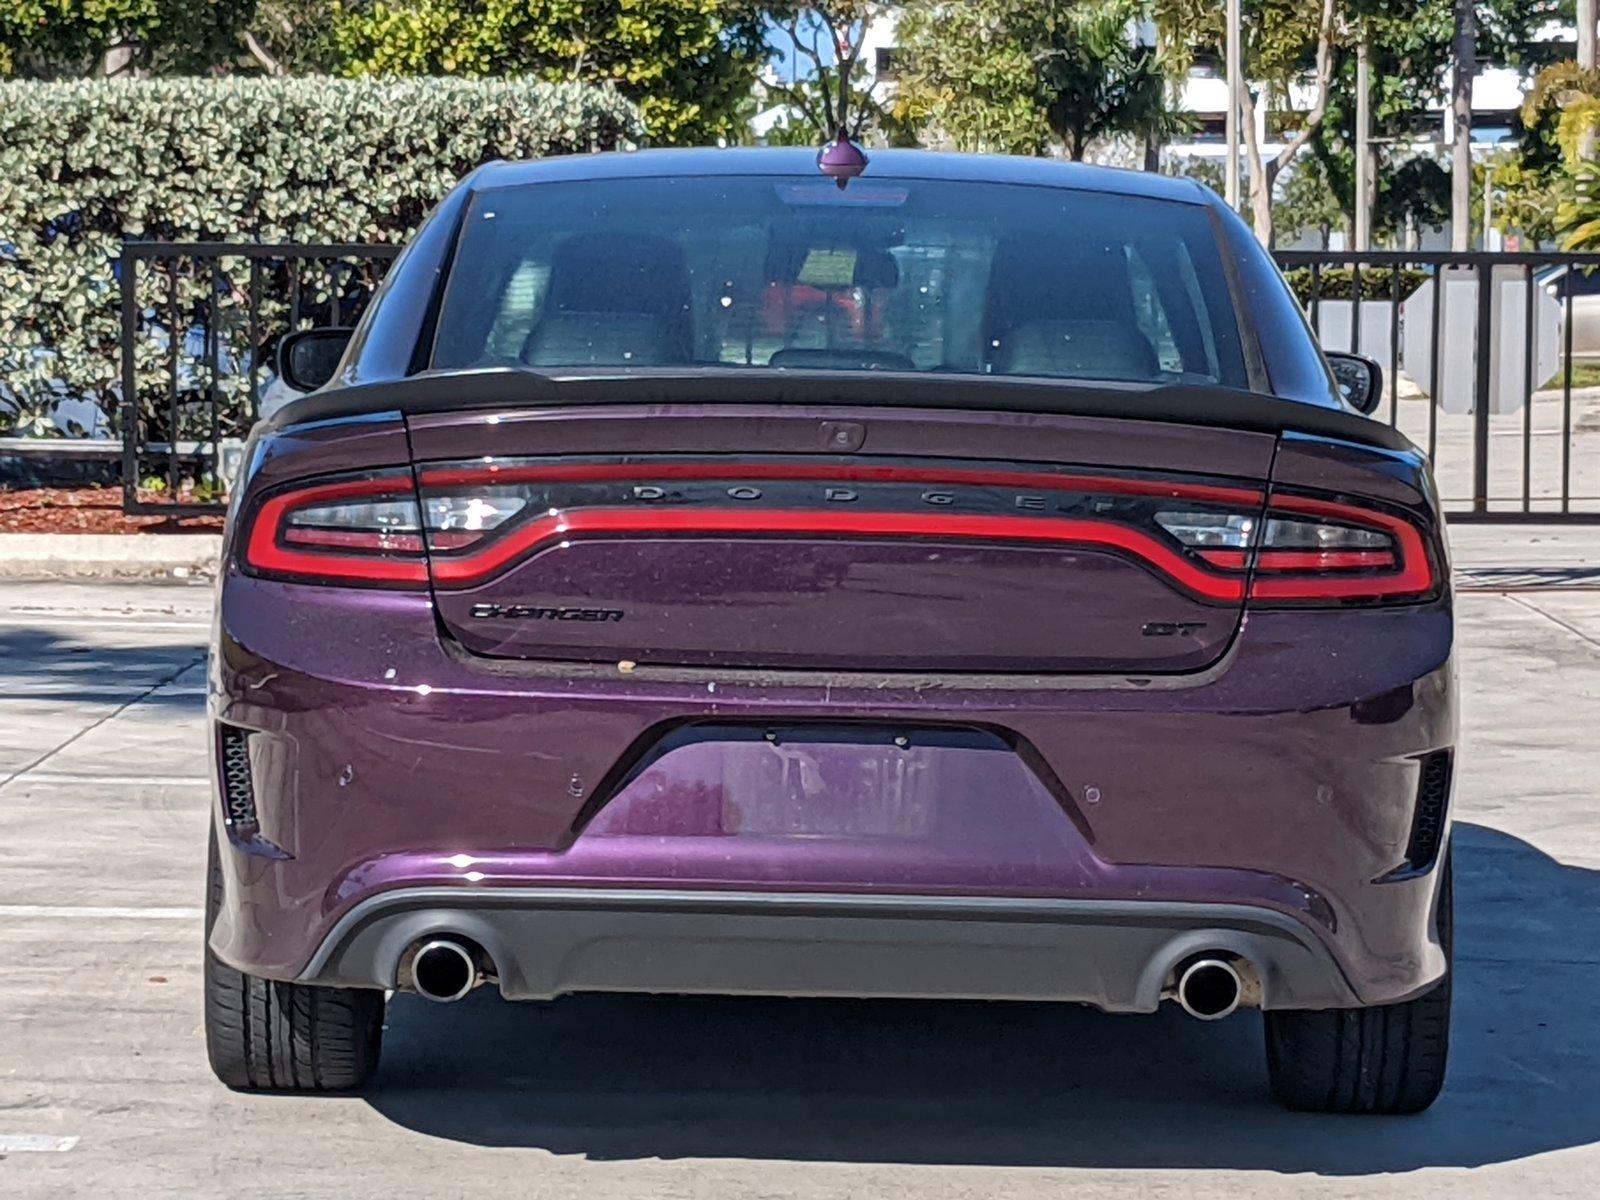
[526,231,694,364]
[983,239,1137,352]
[990,319,1159,381]
[523,312,684,368]
[544,232,692,318]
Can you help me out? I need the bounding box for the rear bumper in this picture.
[300,887,1361,1011]
[209,576,1456,1010]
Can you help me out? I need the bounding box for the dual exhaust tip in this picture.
[408,938,482,1003]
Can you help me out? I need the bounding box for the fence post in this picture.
[1472,259,1493,513]
[118,246,139,512]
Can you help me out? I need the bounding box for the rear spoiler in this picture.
[264,367,1419,456]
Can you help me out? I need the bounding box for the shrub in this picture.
[0,76,644,436]
[1282,266,1430,306]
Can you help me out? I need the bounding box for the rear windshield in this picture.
[431,175,1248,388]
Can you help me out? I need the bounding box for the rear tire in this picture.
[203,833,384,1091]
[1264,846,1452,1114]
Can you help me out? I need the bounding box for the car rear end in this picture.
[203,153,1455,1111]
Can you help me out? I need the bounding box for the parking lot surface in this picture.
[2,569,1599,1199]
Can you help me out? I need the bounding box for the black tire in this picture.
[1264,846,1452,1114]
[203,833,384,1091]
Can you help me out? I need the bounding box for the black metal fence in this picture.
[117,241,399,515]
[114,241,1600,521]
[1276,249,1600,523]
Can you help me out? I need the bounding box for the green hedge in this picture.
[1282,266,1430,305]
[0,77,644,436]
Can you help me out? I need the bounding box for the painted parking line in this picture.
[0,905,203,920]
[0,1134,79,1153]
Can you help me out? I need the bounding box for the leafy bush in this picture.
[1282,266,1429,305]
[0,76,643,436]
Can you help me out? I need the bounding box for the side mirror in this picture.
[276,327,353,393]
[1325,352,1384,416]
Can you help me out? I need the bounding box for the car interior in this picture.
[435,178,1239,386]
[509,228,1193,381]
[521,232,696,368]
[981,238,1161,380]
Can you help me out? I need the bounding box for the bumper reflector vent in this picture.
[218,724,259,837]
[1403,750,1452,872]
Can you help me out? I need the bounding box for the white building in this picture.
[1167,20,1569,163]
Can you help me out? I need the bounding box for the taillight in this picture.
[251,457,1436,606]
[1248,495,1436,602]
[242,471,429,586]
[1158,495,1437,604]
[422,488,529,551]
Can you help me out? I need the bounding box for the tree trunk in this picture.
[1237,0,1337,249]
[1580,0,1597,159]
[1450,0,1475,251]
[1144,25,1167,172]
[1354,39,1372,250]
[1238,86,1275,247]
[243,30,284,76]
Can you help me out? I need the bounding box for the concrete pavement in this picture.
[1,570,1598,1198]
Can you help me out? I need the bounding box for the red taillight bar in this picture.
[1254,550,1397,572]
[242,475,428,586]
[1199,549,1398,572]
[1247,494,1436,602]
[239,462,1438,606]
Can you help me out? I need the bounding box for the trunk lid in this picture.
[406,403,1274,675]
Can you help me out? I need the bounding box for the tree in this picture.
[895,0,1187,160]
[1039,0,1187,161]
[761,2,892,142]
[1155,0,1338,247]
[1518,63,1600,250]
[332,0,767,145]
[1157,0,1558,247]
[1273,156,1343,246]
[240,0,344,75]
[1375,155,1448,245]
[894,0,1053,155]
[0,1,255,77]
[1484,153,1559,245]
[1524,62,1600,166]
[1448,0,1472,248]
[1326,0,1560,247]
[1303,5,1449,249]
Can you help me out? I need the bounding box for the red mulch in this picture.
[0,486,225,534]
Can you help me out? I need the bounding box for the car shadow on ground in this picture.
[367,821,1599,1174]
[0,627,205,709]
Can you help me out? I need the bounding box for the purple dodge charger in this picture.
[205,148,1454,1112]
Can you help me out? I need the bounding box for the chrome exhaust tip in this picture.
[1176,957,1243,1021]
[408,938,479,1003]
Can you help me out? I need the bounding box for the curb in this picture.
[0,533,222,583]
